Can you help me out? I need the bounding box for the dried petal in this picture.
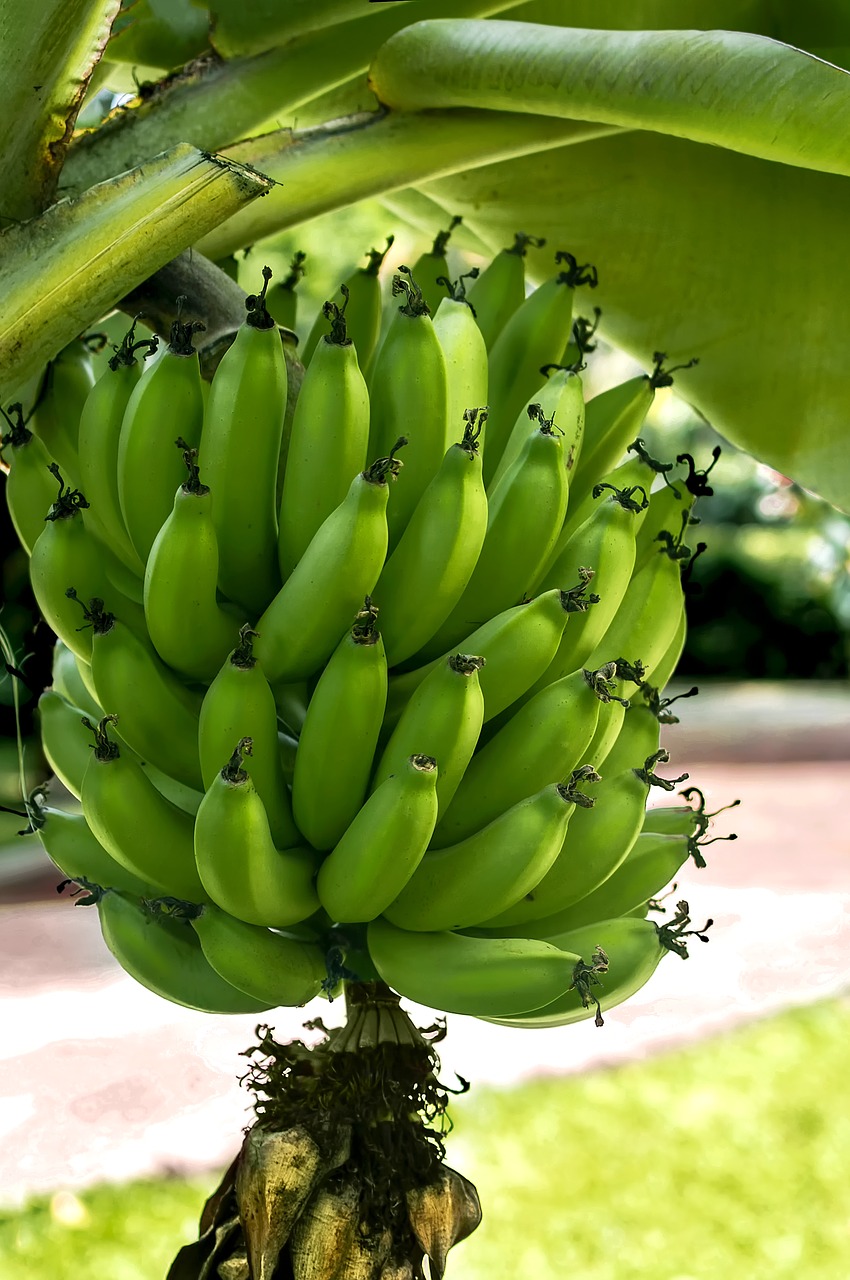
[199,1217,242,1280]
[406,1167,482,1280]
[218,1248,250,1280]
[289,1180,359,1280]
[335,1226,392,1279]
[236,1126,324,1280]
[378,1261,415,1280]
[201,1156,240,1235]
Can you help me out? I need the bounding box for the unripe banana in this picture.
[30,338,95,487]
[95,890,272,1014]
[316,754,439,923]
[366,917,581,1017]
[51,640,102,719]
[143,444,244,682]
[367,267,449,546]
[30,795,162,898]
[433,663,628,848]
[37,690,90,799]
[419,413,569,661]
[291,601,387,851]
[384,769,599,932]
[556,436,671,549]
[482,251,597,485]
[633,482,695,575]
[466,232,544,350]
[117,307,206,563]
[199,625,299,849]
[188,902,328,1007]
[255,447,403,684]
[409,216,462,315]
[200,268,287,612]
[373,654,485,817]
[278,287,370,579]
[432,272,489,452]
[301,237,394,372]
[1,403,59,555]
[87,603,204,790]
[77,319,157,578]
[81,715,207,901]
[488,365,584,493]
[265,250,306,330]
[194,738,319,927]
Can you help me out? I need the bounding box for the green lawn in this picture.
[2,999,849,1280]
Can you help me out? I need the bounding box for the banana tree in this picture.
[2,1,848,1276]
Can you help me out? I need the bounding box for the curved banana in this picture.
[465,232,544,350]
[1,403,59,556]
[408,216,462,315]
[265,250,306,331]
[117,305,206,563]
[633,481,694,574]
[199,625,298,849]
[278,284,370,578]
[255,447,403,684]
[419,412,569,660]
[433,663,628,848]
[291,601,388,851]
[384,769,599,932]
[95,890,272,1014]
[482,251,597,485]
[367,267,449,546]
[316,754,439,923]
[87,603,204,790]
[194,738,319,927]
[432,272,489,453]
[366,917,580,1018]
[30,338,95,488]
[37,690,91,799]
[77,318,156,578]
[489,364,585,493]
[372,654,485,817]
[80,715,207,901]
[373,408,488,667]
[188,902,328,1007]
[557,436,672,548]
[301,237,394,372]
[51,640,102,719]
[200,268,287,612]
[30,795,163,898]
[143,444,244,682]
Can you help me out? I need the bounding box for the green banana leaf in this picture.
[0,144,270,404]
[0,0,120,221]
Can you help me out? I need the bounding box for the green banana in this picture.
[30,338,96,487]
[432,271,489,451]
[37,690,91,799]
[633,445,719,574]
[384,768,599,933]
[117,305,206,564]
[265,250,306,331]
[278,285,370,578]
[199,268,286,612]
[372,654,485,817]
[373,409,488,667]
[194,738,319,927]
[645,600,687,692]
[487,905,711,1028]
[291,601,387,852]
[301,237,394,371]
[409,216,463,315]
[77,319,157,578]
[28,792,163,898]
[316,754,439,923]
[199,625,299,849]
[367,267,449,546]
[29,468,112,662]
[488,364,585,493]
[568,355,698,510]
[481,707,687,927]
[366,917,580,1018]
[0,403,58,556]
[143,443,243,682]
[385,577,597,729]
[80,715,207,901]
[254,446,404,684]
[187,902,328,1007]
[465,232,545,350]
[51,640,102,719]
[482,251,598,486]
[556,437,672,549]
[95,890,273,1014]
[432,663,629,848]
[86,601,204,790]
[418,411,569,660]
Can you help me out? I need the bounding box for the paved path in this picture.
[1,747,849,1207]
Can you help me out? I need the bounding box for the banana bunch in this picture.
[3,235,734,1029]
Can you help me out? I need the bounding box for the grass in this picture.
[2,998,849,1280]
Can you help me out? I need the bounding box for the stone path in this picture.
[1,732,849,1206]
